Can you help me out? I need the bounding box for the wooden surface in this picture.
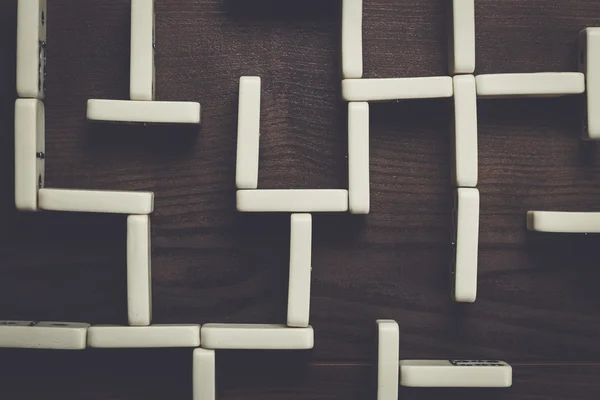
[1,0,600,398]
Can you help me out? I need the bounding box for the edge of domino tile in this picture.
[348,102,370,214]
[452,75,478,188]
[449,0,476,75]
[341,77,454,102]
[399,360,513,388]
[39,188,154,214]
[475,72,585,97]
[453,188,479,303]
[377,320,399,400]
[200,323,314,350]
[87,325,201,348]
[86,99,201,125]
[127,215,152,326]
[17,0,47,99]
[286,213,313,328]
[236,189,349,213]
[0,321,89,350]
[526,211,600,233]
[130,0,155,101]
[580,28,600,140]
[236,76,261,190]
[193,348,216,400]
[341,0,363,79]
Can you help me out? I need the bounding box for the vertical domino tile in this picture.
[377,320,399,400]
[193,348,216,400]
[452,75,478,187]
[453,188,480,303]
[17,0,47,99]
[130,0,155,100]
[287,214,313,327]
[348,102,370,214]
[236,76,261,189]
[580,28,600,140]
[127,215,152,326]
[449,0,476,74]
[342,0,363,78]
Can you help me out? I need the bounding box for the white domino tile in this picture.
[86,99,201,124]
[377,320,399,400]
[342,77,454,102]
[342,0,363,79]
[17,0,47,99]
[527,211,600,233]
[476,72,585,98]
[236,76,261,189]
[201,324,314,350]
[130,0,155,101]
[236,190,349,213]
[127,215,152,326]
[399,360,513,388]
[15,99,45,211]
[287,214,313,328]
[193,348,216,400]
[0,321,89,350]
[453,188,480,303]
[348,102,370,214]
[449,0,476,74]
[580,28,600,140]
[87,325,201,348]
[452,75,478,187]
[39,188,154,215]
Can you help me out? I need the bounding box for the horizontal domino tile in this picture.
[193,348,216,400]
[453,188,479,303]
[348,102,370,214]
[287,214,313,328]
[452,75,478,187]
[15,99,45,211]
[17,0,46,99]
[342,0,363,78]
[236,190,349,213]
[130,0,155,101]
[0,321,89,350]
[449,0,475,74]
[86,99,201,124]
[39,188,154,214]
[87,325,201,348]
[527,211,600,233]
[580,28,600,139]
[476,72,585,98]
[201,324,314,350]
[236,76,261,189]
[342,77,454,101]
[127,215,152,326]
[399,360,513,387]
[377,320,399,400]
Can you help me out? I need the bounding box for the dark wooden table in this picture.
[2,0,600,398]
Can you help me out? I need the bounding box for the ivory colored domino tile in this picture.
[399,360,512,387]
[193,348,216,400]
[452,75,478,187]
[377,320,399,400]
[130,0,155,101]
[453,188,479,303]
[236,190,349,213]
[87,325,200,348]
[476,72,585,98]
[342,77,453,102]
[17,0,47,99]
[127,215,152,326]
[348,102,370,214]
[39,188,154,215]
[15,99,45,211]
[580,28,600,140]
[236,77,261,189]
[526,211,600,233]
[201,324,314,350]
[449,0,475,74]
[287,214,313,328]
[0,321,89,350]
[86,99,201,124]
[342,0,363,78]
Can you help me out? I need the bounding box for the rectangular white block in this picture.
[452,75,478,187]
[527,211,600,233]
[287,214,313,328]
[87,325,201,348]
[15,99,45,211]
[453,188,480,303]
[377,320,399,400]
[39,188,154,215]
[193,348,216,400]
[201,324,314,350]
[400,360,513,387]
[342,0,363,78]
[236,76,261,189]
[580,28,600,140]
[342,77,454,102]
[87,100,201,124]
[0,321,89,350]
[449,0,476,74]
[17,0,47,99]
[127,215,152,326]
[476,72,585,98]
[237,190,349,213]
[348,102,370,214]
[130,0,155,101]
